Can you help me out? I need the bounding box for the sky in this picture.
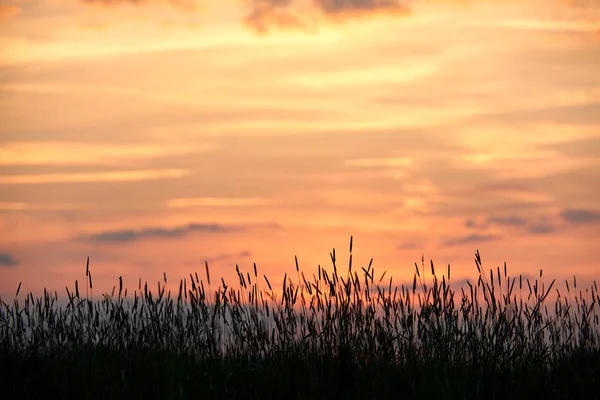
[0,0,599,302]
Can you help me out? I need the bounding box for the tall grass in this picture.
[1,236,599,399]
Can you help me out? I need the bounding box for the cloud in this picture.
[476,101,600,126]
[396,242,421,250]
[135,250,253,270]
[465,215,560,236]
[0,202,88,211]
[0,141,217,167]
[242,0,411,33]
[0,169,190,185]
[484,17,600,36]
[313,0,410,17]
[81,0,145,4]
[243,1,315,34]
[560,208,600,224]
[71,0,600,36]
[80,0,197,12]
[166,197,280,208]
[84,222,242,243]
[442,233,500,247]
[539,136,600,159]
[464,215,526,230]
[0,253,18,267]
[464,219,477,229]
[345,157,413,168]
[196,250,253,265]
[528,223,557,235]
[486,216,527,227]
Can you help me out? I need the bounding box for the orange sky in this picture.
[0,0,599,302]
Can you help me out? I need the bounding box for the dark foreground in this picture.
[2,347,600,399]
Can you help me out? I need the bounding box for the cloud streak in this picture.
[242,0,411,33]
[0,169,190,184]
[243,1,315,34]
[80,0,197,11]
[486,216,527,227]
[83,223,243,244]
[465,214,561,236]
[0,253,18,267]
[0,141,217,167]
[313,0,409,16]
[61,0,600,37]
[195,250,253,265]
[0,202,89,211]
[528,223,557,235]
[560,209,600,225]
[442,234,500,247]
[166,197,280,208]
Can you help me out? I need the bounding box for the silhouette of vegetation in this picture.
[1,237,599,398]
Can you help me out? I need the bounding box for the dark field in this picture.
[1,237,599,399]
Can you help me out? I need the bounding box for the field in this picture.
[1,237,599,399]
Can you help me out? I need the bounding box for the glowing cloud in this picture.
[0,169,190,184]
[166,197,280,208]
[0,141,217,166]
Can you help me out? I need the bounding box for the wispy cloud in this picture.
[345,157,412,168]
[166,197,280,208]
[464,215,560,236]
[0,253,18,267]
[478,18,600,35]
[528,223,557,235]
[133,250,253,272]
[0,169,190,184]
[80,0,197,12]
[464,219,477,229]
[540,136,600,159]
[397,242,421,250]
[313,0,410,16]
[475,101,600,126]
[0,202,89,211]
[560,208,600,225]
[486,216,527,227]
[241,0,600,35]
[0,141,217,166]
[193,250,253,265]
[243,1,315,34]
[242,0,411,33]
[464,215,527,230]
[442,234,500,247]
[83,222,243,244]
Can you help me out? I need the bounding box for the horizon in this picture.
[1,0,599,300]
[4,245,593,324]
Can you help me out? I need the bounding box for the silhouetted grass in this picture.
[1,236,599,399]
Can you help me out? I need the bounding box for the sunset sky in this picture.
[0,0,599,301]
